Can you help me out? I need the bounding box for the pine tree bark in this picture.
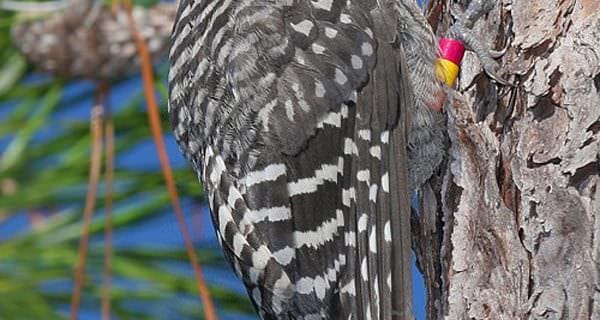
[414,1,600,319]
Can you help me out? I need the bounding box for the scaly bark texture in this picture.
[416,0,600,319]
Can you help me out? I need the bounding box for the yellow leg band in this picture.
[435,58,460,87]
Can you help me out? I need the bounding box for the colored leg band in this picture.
[435,58,460,87]
[439,38,465,65]
[436,38,465,87]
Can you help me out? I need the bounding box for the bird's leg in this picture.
[448,0,511,85]
[461,0,496,29]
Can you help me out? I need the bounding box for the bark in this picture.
[414,0,600,319]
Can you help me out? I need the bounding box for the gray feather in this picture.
[168,1,446,319]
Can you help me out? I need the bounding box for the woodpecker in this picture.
[168,1,448,319]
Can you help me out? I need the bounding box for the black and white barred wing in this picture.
[169,0,414,319]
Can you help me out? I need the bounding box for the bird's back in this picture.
[169,1,443,319]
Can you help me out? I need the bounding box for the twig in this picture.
[122,2,219,320]
[70,88,105,320]
[100,83,114,320]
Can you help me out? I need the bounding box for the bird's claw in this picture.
[449,0,512,86]
[489,46,508,59]
[484,67,513,86]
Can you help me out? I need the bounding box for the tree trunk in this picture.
[414,0,600,319]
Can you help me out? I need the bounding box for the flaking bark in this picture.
[414,0,600,319]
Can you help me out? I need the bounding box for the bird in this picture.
[168,0,448,319]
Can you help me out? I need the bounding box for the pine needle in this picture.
[122,2,219,319]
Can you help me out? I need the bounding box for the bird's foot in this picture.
[448,0,512,86]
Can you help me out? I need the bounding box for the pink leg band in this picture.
[439,38,465,65]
